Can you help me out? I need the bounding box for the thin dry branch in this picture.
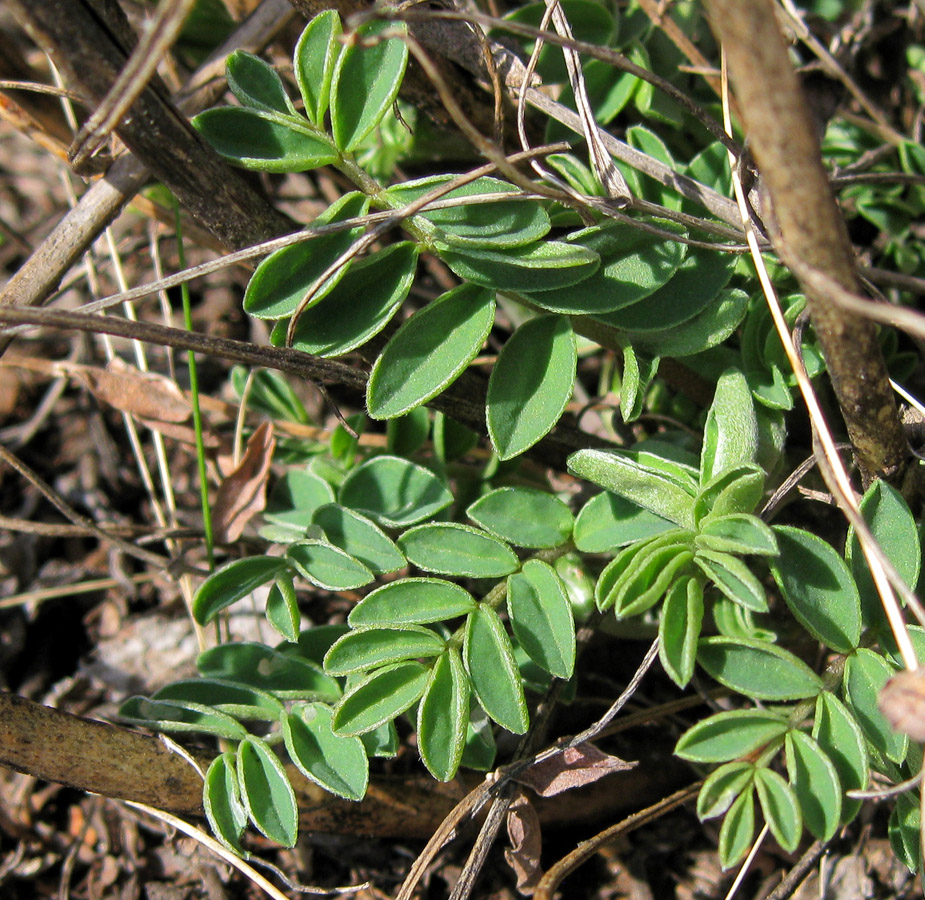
[704,0,911,490]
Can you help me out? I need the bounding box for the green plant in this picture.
[114,3,925,881]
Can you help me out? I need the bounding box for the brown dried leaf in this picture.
[513,744,636,798]
[879,669,925,742]
[212,422,275,543]
[505,793,543,896]
[75,359,190,423]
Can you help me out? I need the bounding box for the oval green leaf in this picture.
[675,709,789,763]
[418,649,470,781]
[312,503,405,574]
[244,192,369,319]
[331,661,429,735]
[330,20,408,151]
[695,514,778,557]
[266,574,300,643]
[784,729,841,841]
[226,50,296,115]
[466,487,574,549]
[283,702,369,800]
[698,637,823,701]
[812,691,868,824]
[770,526,862,653]
[658,576,704,688]
[193,556,291,625]
[349,578,477,626]
[574,490,674,552]
[295,9,342,125]
[843,647,907,764]
[285,539,374,591]
[398,522,518,578]
[439,240,599,292]
[487,315,576,460]
[694,549,768,613]
[464,605,528,734]
[203,753,247,854]
[285,242,418,357]
[152,678,284,722]
[368,283,495,418]
[718,788,755,870]
[238,737,298,847]
[192,106,337,172]
[324,625,445,676]
[118,696,247,739]
[753,767,801,853]
[700,369,759,484]
[507,559,576,680]
[339,455,452,528]
[697,761,755,820]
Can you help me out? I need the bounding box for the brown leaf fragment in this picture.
[513,744,636,798]
[212,422,275,543]
[505,792,543,895]
[879,669,925,742]
[75,359,191,424]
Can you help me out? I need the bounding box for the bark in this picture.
[704,0,911,489]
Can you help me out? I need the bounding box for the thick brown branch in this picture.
[703,0,910,489]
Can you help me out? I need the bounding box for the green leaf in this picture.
[226,50,296,115]
[418,649,470,781]
[568,449,697,529]
[266,573,300,643]
[676,709,789,763]
[771,526,862,653]
[294,10,342,125]
[439,240,600,292]
[204,753,247,854]
[433,412,478,463]
[367,284,495,418]
[753,767,801,853]
[464,605,529,734]
[784,730,841,840]
[332,661,429,735]
[324,626,445,675]
[192,107,337,172]
[283,702,369,800]
[628,288,749,358]
[284,242,419,357]
[608,543,695,618]
[718,788,755,869]
[889,793,921,873]
[339,455,452,528]
[152,678,284,722]
[330,20,408,151]
[349,578,477,626]
[573,491,674,552]
[507,560,576,679]
[693,465,765,524]
[694,549,768,613]
[487,315,576,459]
[386,408,430,457]
[658,577,704,688]
[312,504,405,574]
[384,175,551,248]
[398,523,518,578]
[193,557,291,625]
[697,761,755,820]
[238,737,298,847]
[118,696,247,739]
[467,487,574,549]
[618,346,659,424]
[596,248,735,331]
[286,539,374,591]
[698,637,823,700]
[843,648,907,764]
[361,720,399,758]
[845,480,921,630]
[197,643,341,701]
[265,468,336,529]
[700,369,759,484]
[460,702,497,771]
[812,691,868,824]
[244,192,369,319]
[695,514,778,557]
[523,222,686,315]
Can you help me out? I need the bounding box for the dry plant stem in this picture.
[764,839,829,900]
[0,0,295,315]
[0,305,613,471]
[704,0,909,488]
[533,782,702,900]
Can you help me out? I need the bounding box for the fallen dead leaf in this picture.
[74,358,190,424]
[212,421,275,543]
[505,792,543,895]
[513,744,636,798]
